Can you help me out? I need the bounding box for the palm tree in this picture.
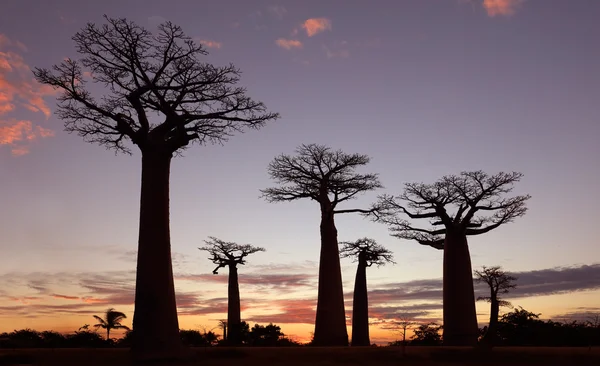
[93,308,130,340]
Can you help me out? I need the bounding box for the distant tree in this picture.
[340,238,394,346]
[261,144,382,346]
[33,16,278,359]
[218,319,227,342]
[372,171,530,346]
[199,237,265,346]
[93,308,130,340]
[411,323,442,346]
[387,317,417,346]
[474,265,517,345]
[248,323,285,346]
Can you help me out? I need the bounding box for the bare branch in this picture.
[199,236,265,273]
[339,238,395,267]
[370,171,530,250]
[33,16,279,155]
[260,144,382,209]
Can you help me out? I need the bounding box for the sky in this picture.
[0,0,599,344]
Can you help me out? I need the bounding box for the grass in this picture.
[0,346,599,365]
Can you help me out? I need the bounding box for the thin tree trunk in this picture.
[227,264,242,346]
[442,230,478,346]
[483,298,500,345]
[313,210,348,346]
[351,256,370,346]
[131,150,181,359]
[107,328,110,341]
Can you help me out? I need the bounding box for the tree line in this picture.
[33,15,535,360]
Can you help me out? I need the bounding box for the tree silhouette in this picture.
[218,319,227,342]
[33,16,278,359]
[93,308,130,340]
[411,323,443,346]
[371,171,530,346]
[340,238,394,346]
[475,265,517,345]
[199,237,265,346]
[261,144,382,346]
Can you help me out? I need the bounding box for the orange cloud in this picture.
[197,39,222,49]
[301,18,332,37]
[482,0,524,17]
[275,38,303,50]
[0,34,56,156]
[52,294,80,300]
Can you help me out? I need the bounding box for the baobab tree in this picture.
[93,308,130,340]
[475,265,517,345]
[371,171,530,346]
[340,238,394,346]
[261,144,382,346]
[33,16,278,358]
[199,237,265,346]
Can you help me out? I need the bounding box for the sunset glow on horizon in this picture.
[1,0,599,345]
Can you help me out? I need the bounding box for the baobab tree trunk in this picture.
[483,298,500,345]
[442,230,478,346]
[313,210,349,346]
[227,264,242,346]
[132,150,181,359]
[351,254,370,346]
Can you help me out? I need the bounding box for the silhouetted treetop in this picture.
[339,238,395,267]
[32,15,279,154]
[261,144,382,211]
[199,236,265,274]
[475,266,518,306]
[372,171,531,249]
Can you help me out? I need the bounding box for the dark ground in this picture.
[1,346,599,365]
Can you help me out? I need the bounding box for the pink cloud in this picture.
[275,38,303,50]
[196,39,222,49]
[0,34,56,156]
[482,0,524,17]
[301,18,332,37]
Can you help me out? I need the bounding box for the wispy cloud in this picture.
[0,34,55,156]
[323,45,349,59]
[267,5,287,19]
[482,0,524,17]
[196,39,222,49]
[275,38,303,50]
[301,18,332,37]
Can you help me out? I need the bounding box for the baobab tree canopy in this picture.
[32,16,279,155]
[373,171,531,249]
[261,143,382,209]
[340,238,395,267]
[199,236,266,273]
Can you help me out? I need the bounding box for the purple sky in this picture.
[1,0,599,342]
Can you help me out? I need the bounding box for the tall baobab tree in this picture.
[199,237,265,346]
[474,265,517,345]
[372,171,530,346]
[93,308,130,340]
[261,144,382,346]
[33,16,278,359]
[340,238,394,346]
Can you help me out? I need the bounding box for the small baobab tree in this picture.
[33,16,278,358]
[340,238,394,346]
[93,308,130,340]
[474,265,517,345]
[372,171,530,346]
[261,144,382,346]
[199,237,265,346]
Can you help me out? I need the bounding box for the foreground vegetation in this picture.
[1,347,599,366]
